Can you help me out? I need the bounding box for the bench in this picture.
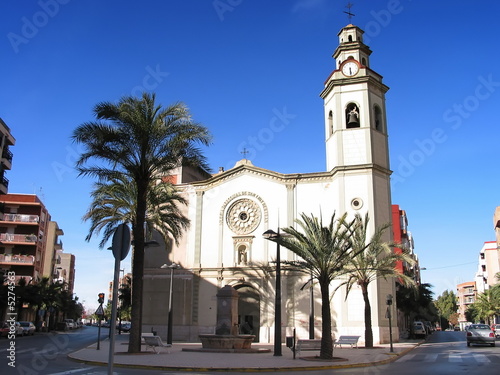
[333,335,361,348]
[295,339,322,355]
[141,333,171,354]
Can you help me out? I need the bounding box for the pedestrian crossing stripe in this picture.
[397,353,496,363]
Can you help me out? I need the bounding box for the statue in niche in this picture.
[238,245,248,264]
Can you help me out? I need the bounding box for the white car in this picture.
[466,324,495,347]
[64,319,75,329]
[18,321,35,336]
[413,321,427,338]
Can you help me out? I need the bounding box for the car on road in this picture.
[64,319,76,329]
[413,321,427,338]
[491,324,500,338]
[466,323,495,347]
[18,321,35,336]
[0,321,10,337]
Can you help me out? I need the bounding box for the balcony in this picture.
[0,254,35,265]
[0,175,8,194]
[0,233,38,244]
[0,213,40,224]
[1,148,13,170]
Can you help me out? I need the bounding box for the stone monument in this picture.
[186,285,268,353]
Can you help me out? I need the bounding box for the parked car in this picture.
[13,322,24,336]
[0,321,9,337]
[18,321,35,336]
[491,324,500,338]
[64,319,75,330]
[466,324,495,347]
[413,321,427,338]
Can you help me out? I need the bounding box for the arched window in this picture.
[374,105,383,131]
[348,35,353,42]
[346,103,360,128]
[361,57,367,66]
[328,110,334,135]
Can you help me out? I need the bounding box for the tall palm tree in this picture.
[72,93,211,352]
[272,212,356,359]
[338,213,416,348]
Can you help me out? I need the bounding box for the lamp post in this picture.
[263,229,282,356]
[309,272,314,339]
[386,294,394,352]
[161,262,180,345]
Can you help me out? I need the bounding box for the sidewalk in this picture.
[68,334,422,372]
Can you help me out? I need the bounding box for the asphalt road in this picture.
[1,328,498,375]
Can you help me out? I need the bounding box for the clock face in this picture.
[342,61,359,77]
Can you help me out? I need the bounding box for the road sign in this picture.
[112,223,131,261]
[95,305,104,316]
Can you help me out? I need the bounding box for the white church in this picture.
[143,23,397,346]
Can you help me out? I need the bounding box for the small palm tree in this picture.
[338,213,416,348]
[72,93,211,352]
[273,212,356,359]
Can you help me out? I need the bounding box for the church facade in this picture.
[143,23,397,345]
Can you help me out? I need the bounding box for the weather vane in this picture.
[344,2,355,23]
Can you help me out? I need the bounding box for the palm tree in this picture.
[272,212,356,359]
[83,175,190,248]
[338,213,416,348]
[72,93,211,352]
[474,286,500,325]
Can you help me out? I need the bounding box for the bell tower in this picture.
[320,24,390,173]
[320,24,396,345]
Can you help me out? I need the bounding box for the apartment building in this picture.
[392,204,421,283]
[0,194,50,283]
[457,281,476,329]
[475,241,499,293]
[0,118,15,195]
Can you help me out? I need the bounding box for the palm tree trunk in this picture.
[319,282,333,359]
[128,181,148,353]
[361,283,373,348]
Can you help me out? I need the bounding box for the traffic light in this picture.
[98,293,105,304]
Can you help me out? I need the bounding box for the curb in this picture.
[67,341,422,372]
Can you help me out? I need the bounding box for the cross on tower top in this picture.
[241,148,249,159]
[344,2,355,23]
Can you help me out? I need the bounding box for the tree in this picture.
[272,212,356,359]
[397,283,436,335]
[435,290,458,328]
[72,93,211,352]
[337,213,416,347]
[474,285,500,325]
[118,275,132,321]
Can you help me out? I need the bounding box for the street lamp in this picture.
[386,294,394,352]
[262,229,282,356]
[161,262,180,345]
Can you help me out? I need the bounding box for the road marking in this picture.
[48,368,99,375]
[449,354,462,362]
[472,353,491,363]
[425,353,438,362]
[395,353,416,362]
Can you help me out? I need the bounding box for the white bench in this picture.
[141,333,171,354]
[333,335,361,348]
[295,339,322,355]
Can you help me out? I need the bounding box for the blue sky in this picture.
[2,0,500,311]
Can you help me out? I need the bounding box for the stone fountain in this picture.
[184,285,269,353]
